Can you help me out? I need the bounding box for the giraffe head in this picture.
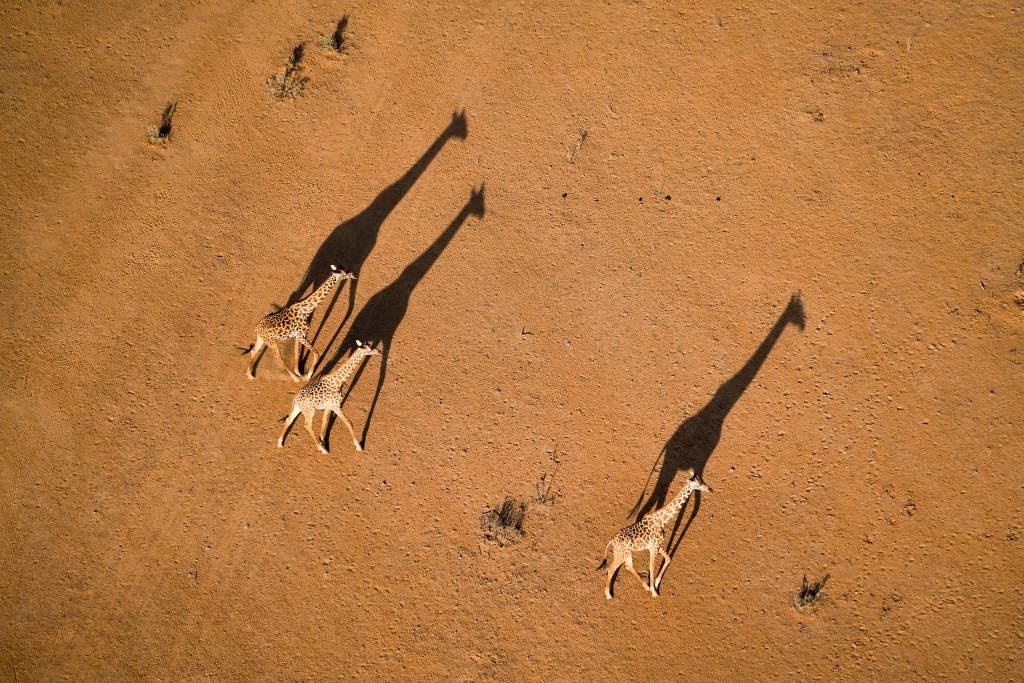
[329,264,357,281]
[691,472,713,494]
[355,340,381,357]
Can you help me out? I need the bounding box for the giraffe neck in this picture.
[649,480,698,527]
[294,273,341,315]
[324,349,371,388]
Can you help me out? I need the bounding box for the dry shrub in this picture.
[481,497,527,546]
[270,43,309,99]
[795,573,829,610]
[148,101,176,143]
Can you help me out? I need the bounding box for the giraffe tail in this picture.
[596,541,612,570]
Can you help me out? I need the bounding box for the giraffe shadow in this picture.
[630,293,806,564]
[288,110,469,363]
[320,186,486,451]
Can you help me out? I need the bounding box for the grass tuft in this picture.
[270,43,310,99]
[148,101,177,143]
[481,497,527,546]
[795,573,830,610]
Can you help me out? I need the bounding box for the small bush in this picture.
[795,573,829,610]
[157,102,176,138]
[481,497,527,546]
[532,471,558,505]
[148,101,176,143]
[270,43,310,99]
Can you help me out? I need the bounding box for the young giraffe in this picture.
[277,340,380,454]
[245,265,355,382]
[599,468,712,599]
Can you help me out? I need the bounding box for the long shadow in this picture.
[631,293,806,559]
[288,110,469,353]
[321,186,486,449]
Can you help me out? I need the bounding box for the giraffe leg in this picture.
[247,336,267,380]
[655,549,672,591]
[649,550,660,597]
[605,552,625,599]
[277,405,301,447]
[623,555,651,595]
[319,409,332,442]
[270,341,300,381]
[350,339,388,449]
[303,410,327,454]
[332,407,362,452]
[297,337,320,380]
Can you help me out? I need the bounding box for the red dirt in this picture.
[2,1,1022,679]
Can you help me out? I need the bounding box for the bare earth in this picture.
[2,1,1022,679]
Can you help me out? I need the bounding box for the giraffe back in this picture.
[614,518,664,552]
[256,307,309,341]
[294,376,340,411]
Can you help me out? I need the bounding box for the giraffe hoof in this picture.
[353,443,363,452]
[247,373,255,381]
[605,593,613,600]
[277,441,284,448]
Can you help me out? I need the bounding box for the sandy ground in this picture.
[2,0,1022,679]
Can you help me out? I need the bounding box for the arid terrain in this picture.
[2,1,1022,679]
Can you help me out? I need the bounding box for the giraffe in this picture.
[245,265,355,382]
[599,468,712,599]
[277,340,380,454]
